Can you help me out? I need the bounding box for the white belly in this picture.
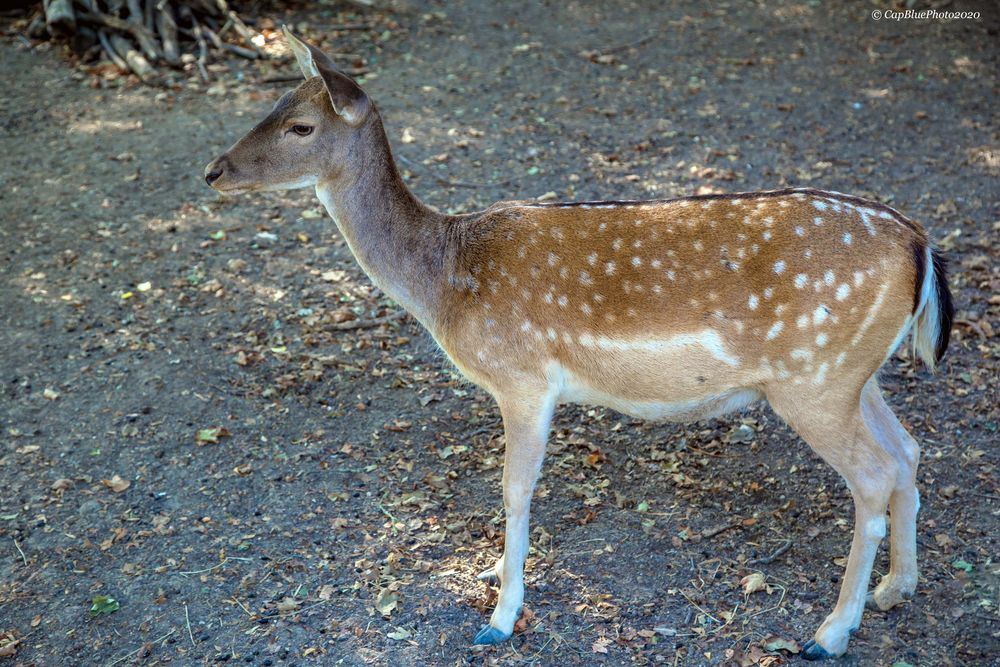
[556,366,762,422]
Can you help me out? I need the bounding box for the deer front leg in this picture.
[472,391,555,645]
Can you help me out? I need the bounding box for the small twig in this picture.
[228,596,255,617]
[178,557,233,576]
[13,538,27,566]
[184,603,196,646]
[104,629,176,667]
[679,588,721,625]
[747,539,793,566]
[600,29,660,54]
[330,311,407,331]
[700,522,741,540]
[374,500,400,535]
[954,318,987,341]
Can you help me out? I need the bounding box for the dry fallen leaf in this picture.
[51,478,73,491]
[102,475,131,493]
[275,597,302,613]
[592,636,612,653]
[741,571,769,596]
[513,607,534,634]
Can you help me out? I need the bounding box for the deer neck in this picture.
[315,117,447,328]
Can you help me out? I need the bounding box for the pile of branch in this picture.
[25,0,265,84]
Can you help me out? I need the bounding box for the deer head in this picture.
[204,28,372,194]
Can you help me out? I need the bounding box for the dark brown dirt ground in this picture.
[1,2,998,666]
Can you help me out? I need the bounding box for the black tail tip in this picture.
[931,249,954,363]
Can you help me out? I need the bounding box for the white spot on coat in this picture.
[748,294,759,310]
[814,362,829,384]
[773,260,786,274]
[766,321,784,340]
[794,273,808,289]
[836,284,851,301]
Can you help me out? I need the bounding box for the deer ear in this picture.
[283,26,319,78]
[282,26,370,126]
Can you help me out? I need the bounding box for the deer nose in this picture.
[204,160,225,186]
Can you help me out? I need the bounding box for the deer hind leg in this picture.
[472,388,555,645]
[860,379,920,611]
[766,381,899,660]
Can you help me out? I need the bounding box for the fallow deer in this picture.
[204,29,954,660]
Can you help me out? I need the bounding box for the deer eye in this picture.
[289,124,313,137]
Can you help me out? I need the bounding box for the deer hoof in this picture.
[473,624,511,645]
[801,639,835,661]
